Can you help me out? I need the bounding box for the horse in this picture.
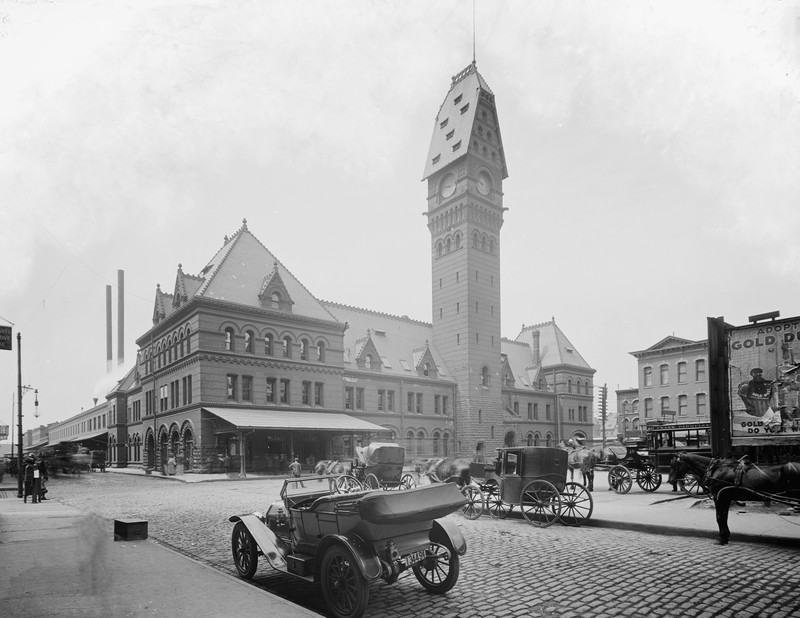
[671,451,800,545]
[567,447,600,492]
[313,459,345,475]
[420,457,471,487]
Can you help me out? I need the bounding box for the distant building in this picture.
[47,62,596,472]
[618,336,709,440]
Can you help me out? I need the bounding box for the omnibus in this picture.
[645,420,712,472]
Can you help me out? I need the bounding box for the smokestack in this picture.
[533,330,540,366]
[117,269,124,367]
[106,285,113,373]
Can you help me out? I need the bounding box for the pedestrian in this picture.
[289,457,304,487]
[22,456,39,503]
[37,457,49,500]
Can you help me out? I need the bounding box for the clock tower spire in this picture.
[423,62,508,459]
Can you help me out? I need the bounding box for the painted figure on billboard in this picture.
[737,368,774,417]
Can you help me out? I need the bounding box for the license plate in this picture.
[403,549,426,567]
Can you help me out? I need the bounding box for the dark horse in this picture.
[671,451,800,545]
[567,447,600,492]
[420,457,471,487]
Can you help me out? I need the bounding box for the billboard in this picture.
[727,317,800,442]
[0,425,8,440]
[0,326,11,350]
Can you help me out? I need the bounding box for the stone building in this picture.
[47,61,596,473]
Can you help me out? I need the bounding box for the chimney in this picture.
[533,330,540,366]
[106,285,113,373]
[117,269,124,367]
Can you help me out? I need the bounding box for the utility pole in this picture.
[600,384,608,450]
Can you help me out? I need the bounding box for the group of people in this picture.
[22,455,48,503]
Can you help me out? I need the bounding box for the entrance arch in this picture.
[504,431,516,447]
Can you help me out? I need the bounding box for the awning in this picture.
[62,431,108,443]
[204,407,390,433]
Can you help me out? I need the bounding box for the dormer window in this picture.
[454,94,462,105]
[365,355,372,369]
[271,292,281,310]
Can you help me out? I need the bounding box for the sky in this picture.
[1,0,799,439]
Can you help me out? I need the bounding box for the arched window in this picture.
[417,430,425,457]
[300,339,308,361]
[406,429,415,453]
[432,431,441,457]
[264,334,273,356]
[446,237,451,253]
[437,242,443,258]
[455,232,462,249]
[473,231,479,247]
[481,236,487,252]
[364,354,372,369]
[244,330,254,354]
[442,432,450,456]
[423,362,430,377]
[271,292,281,310]
[489,238,495,253]
[283,336,292,358]
[317,341,325,362]
[185,327,191,354]
[568,378,573,393]
[224,328,234,351]
[526,433,534,446]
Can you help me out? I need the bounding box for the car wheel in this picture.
[320,544,370,618]
[412,542,460,594]
[231,521,258,579]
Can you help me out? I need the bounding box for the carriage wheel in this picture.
[679,472,705,497]
[364,473,381,490]
[520,480,561,527]
[636,464,662,492]
[558,482,594,526]
[320,544,370,618]
[334,475,364,493]
[412,542,460,594]
[231,522,259,579]
[460,485,484,519]
[399,474,416,490]
[483,480,509,519]
[608,465,632,494]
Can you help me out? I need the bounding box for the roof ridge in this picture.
[321,300,431,327]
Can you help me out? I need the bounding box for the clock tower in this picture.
[423,62,508,458]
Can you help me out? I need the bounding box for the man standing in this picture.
[289,457,304,487]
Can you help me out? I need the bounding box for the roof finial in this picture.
[242,218,248,230]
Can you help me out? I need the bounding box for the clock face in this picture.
[477,171,492,195]
[440,173,456,198]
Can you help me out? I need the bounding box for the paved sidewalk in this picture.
[0,484,320,618]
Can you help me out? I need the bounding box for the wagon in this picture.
[598,444,662,494]
[229,475,468,618]
[460,446,594,527]
[352,442,416,490]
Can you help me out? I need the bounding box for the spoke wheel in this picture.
[335,475,364,494]
[608,466,632,494]
[321,545,370,618]
[520,480,560,527]
[558,482,594,526]
[364,473,381,490]
[231,521,258,579]
[399,474,416,490]
[412,542,460,594]
[636,464,663,492]
[679,472,705,497]
[460,485,484,519]
[484,481,509,519]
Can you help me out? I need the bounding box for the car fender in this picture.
[315,533,382,582]
[229,514,287,571]
[429,518,467,556]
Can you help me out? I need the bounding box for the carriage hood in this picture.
[356,442,406,467]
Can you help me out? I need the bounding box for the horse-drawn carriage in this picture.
[459,446,594,526]
[598,444,663,494]
[229,475,468,618]
[352,442,416,490]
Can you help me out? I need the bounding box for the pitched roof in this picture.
[163,219,337,323]
[422,61,508,180]
[321,302,452,380]
[514,319,593,371]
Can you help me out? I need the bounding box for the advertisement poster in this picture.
[728,317,800,442]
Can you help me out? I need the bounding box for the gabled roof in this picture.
[322,302,452,380]
[514,319,593,371]
[500,338,543,390]
[422,61,508,181]
[629,335,707,357]
[155,219,337,324]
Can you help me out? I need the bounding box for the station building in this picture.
[47,62,596,474]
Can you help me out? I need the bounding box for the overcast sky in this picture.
[1,0,799,436]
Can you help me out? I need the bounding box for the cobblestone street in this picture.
[46,473,800,618]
